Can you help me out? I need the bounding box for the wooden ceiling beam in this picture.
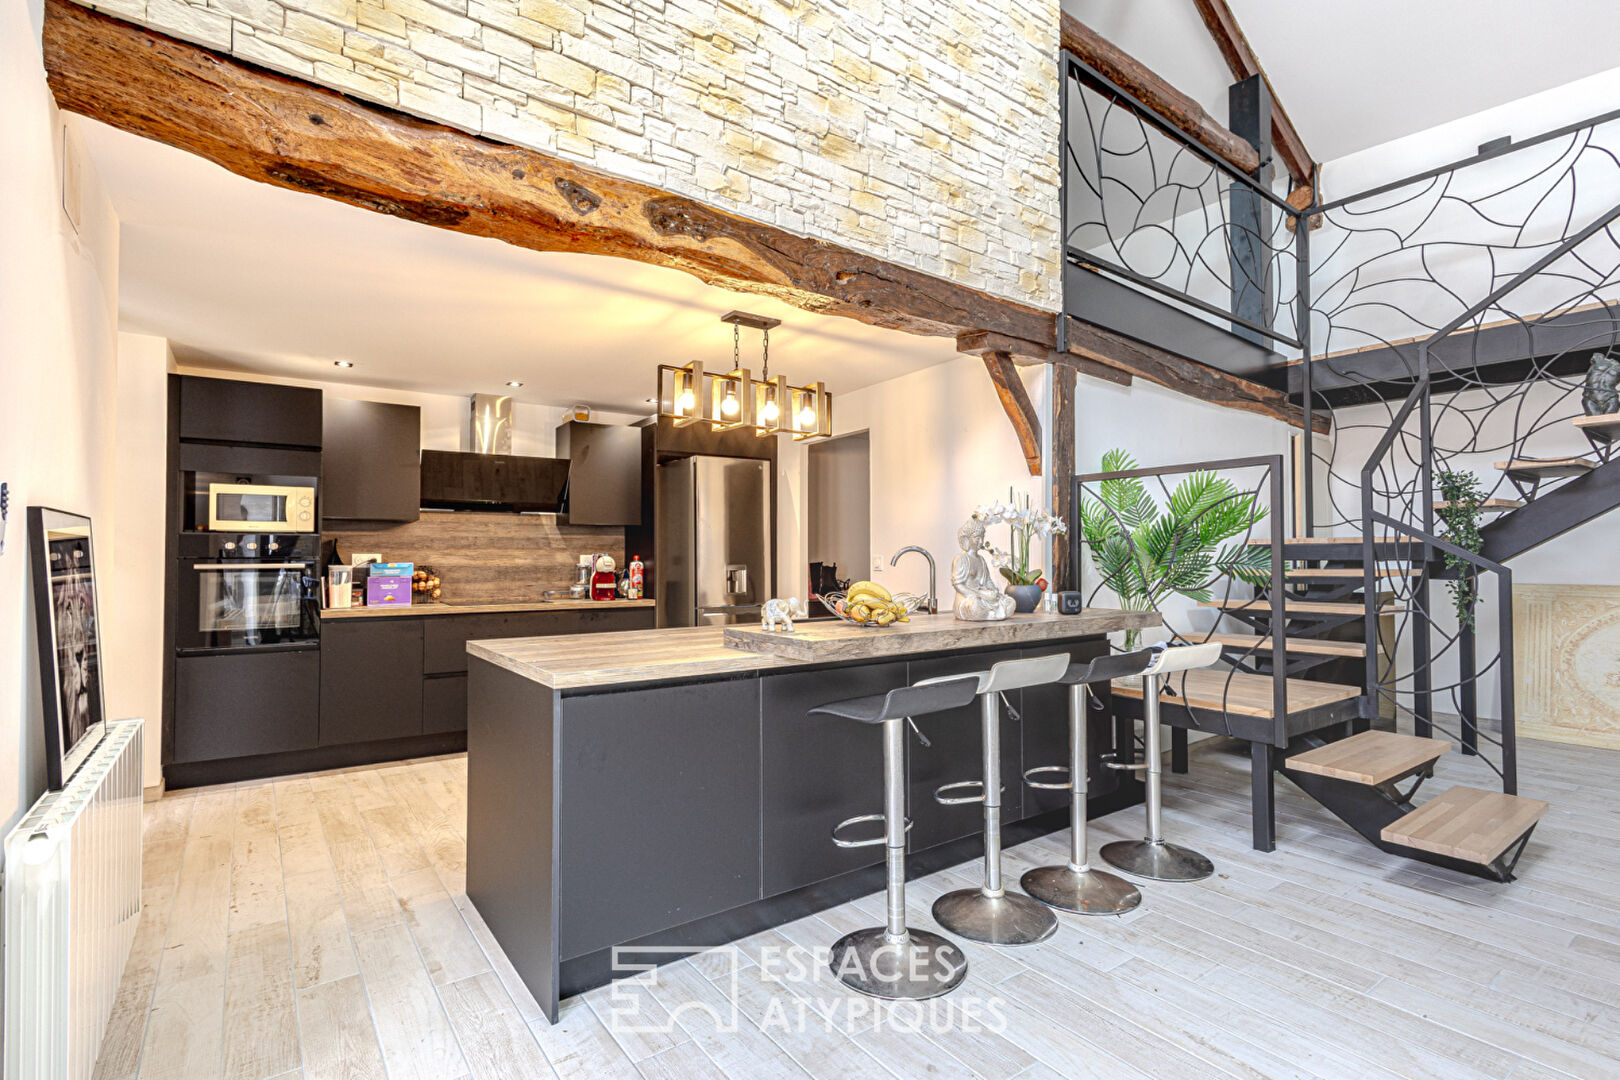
[1192,0,1317,200]
[979,352,1044,476]
[1059,13,1261,178]
[956,329,1132,387]
[41,0,1058,349]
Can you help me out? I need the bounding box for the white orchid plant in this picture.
[973,488,1068,588]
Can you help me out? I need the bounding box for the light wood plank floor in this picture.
[95,737,1620,1080]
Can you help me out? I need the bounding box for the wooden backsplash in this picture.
[326,512,625,603]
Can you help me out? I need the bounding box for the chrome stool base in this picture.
[1020,864,1142,915]
[932,888,1057,945]
[1099,838,1214,882]
[828,928,968,1000]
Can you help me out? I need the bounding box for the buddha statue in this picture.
[951,516,1016,622]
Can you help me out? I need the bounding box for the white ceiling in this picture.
[1069,0,1620,163]
[80,120,956,415]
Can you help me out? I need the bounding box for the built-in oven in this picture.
[175,533,320,653]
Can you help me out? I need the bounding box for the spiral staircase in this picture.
[1061,69,1620,880]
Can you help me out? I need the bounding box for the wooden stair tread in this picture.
[1287,730,1450,785]
[1573,412,1620,442]
[1111,669,1362,719]
[1433,498,1523,512]
[1381,785,1550,865]
[1285,568,1416,578]
[1201,598,1404,615]
[1206,633,1366,658]
[1495,456,1597,478]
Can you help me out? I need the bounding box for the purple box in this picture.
[366,575,412,606]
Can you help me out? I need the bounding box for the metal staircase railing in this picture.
[1353,202,1620,797]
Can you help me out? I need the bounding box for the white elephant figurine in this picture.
[760,597,804,632]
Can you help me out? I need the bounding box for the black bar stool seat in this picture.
[808,675,979,1000]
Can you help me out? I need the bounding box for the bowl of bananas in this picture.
[819,581,924,628]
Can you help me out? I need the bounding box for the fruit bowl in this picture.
[818,588,926,628]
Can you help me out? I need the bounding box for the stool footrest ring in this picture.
[1100,752,1148,772]
[932,779,1004,806]
[831,813,911,848]
[1023,764,1073,791]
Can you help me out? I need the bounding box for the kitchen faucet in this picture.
[890,545,937,614]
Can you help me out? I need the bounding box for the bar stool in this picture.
[924,653,1072,946]
[1020,648,1158,915]
[810,675,981,1000]
[1100,641,1223,882]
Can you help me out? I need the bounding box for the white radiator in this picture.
[3,720,144,1080]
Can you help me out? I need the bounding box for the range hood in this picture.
[418,394,569,512]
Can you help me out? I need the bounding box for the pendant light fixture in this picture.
[656,311,831,439]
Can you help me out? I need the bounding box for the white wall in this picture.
[106,333,172,790]
[834,353,1048,606]
[0,5,122,835]
[808,433,872,583]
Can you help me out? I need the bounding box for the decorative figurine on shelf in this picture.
[1582,351,1620,416]
[951,516,1017,621]
[760,597,804,632]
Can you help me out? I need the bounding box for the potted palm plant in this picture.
[1079,449,1272,650]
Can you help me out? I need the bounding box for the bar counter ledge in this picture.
[464,609,1161,1020]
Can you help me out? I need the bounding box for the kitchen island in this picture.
[465,610,1160,1020]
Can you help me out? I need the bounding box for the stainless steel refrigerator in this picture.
[655,456,773,627]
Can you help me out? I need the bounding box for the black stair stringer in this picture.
[1481,453,1620,563]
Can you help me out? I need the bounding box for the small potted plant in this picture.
[978,489,1067,613]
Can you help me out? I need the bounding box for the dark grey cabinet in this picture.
[558,679,762,957]
[557,422,642,525]
[322,399,421,523]
[319,619,424,745]
[423,675,468,734]
[173,649,319,762]
[178,375,322,448]
[760,663,904,896]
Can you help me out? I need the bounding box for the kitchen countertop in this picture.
[467,609,1161,690]
[320,598,656,620]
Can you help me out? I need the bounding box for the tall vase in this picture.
[1005,584,1042,613]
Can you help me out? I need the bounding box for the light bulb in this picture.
[721,385,740,417]
[759,397,779,423]
[798,402,817,429]
[677,384,696,412]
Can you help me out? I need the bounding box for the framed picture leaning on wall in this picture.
[27,506,108,789]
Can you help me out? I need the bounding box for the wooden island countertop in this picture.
[466,609,1161,690]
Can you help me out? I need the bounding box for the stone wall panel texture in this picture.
[77,0,1061,308]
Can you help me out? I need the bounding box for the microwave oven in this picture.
[207,482,316,532]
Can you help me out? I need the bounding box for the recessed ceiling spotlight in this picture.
[506,380,525,388]
[333,360,354,368]
[644,397,658,405]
